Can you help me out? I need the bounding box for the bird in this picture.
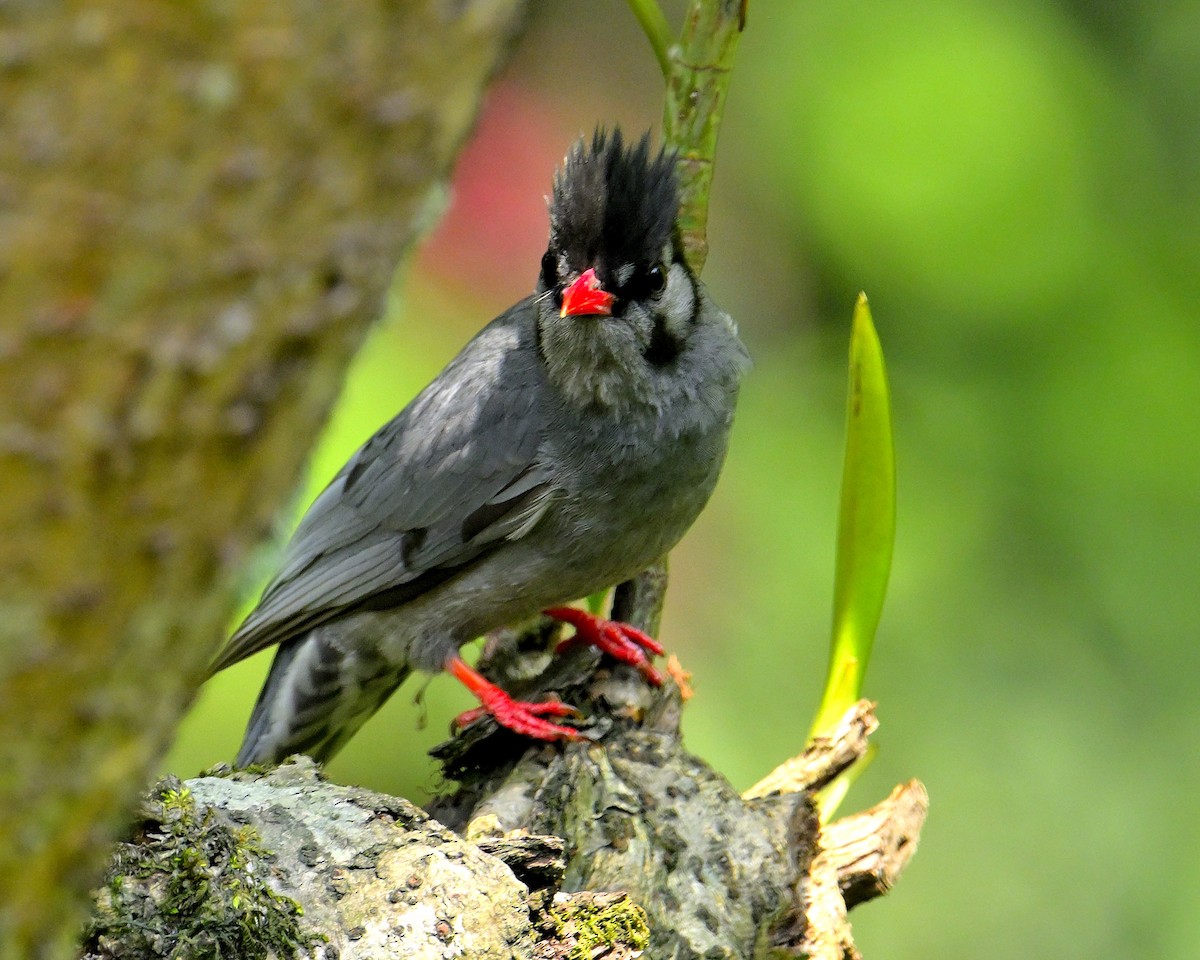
[209,128,750,766]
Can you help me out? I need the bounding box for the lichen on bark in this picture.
[83,780,320,960]
[87,759,573,960]
[81,650,922,959]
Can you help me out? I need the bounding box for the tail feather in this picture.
[234,631,411,767]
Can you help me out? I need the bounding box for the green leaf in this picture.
[810,293,896,740]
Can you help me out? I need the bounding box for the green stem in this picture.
[621,0,746,636]
[662,0,748,274]
[625,0,674,78]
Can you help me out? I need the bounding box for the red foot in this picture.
[447,656,584,741]
[543,606,666,685]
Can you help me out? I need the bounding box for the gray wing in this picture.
[209,303,555,674]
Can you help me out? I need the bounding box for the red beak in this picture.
[560,268,615,317]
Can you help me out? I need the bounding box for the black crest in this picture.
[548,129,680,276]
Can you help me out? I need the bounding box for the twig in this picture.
[823,780,928,908]
[742,700,879,800]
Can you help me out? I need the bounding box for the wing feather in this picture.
[209,302,555,675]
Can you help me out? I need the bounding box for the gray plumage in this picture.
[211,129,750,765]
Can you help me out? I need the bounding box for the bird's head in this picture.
[535,129,701,412]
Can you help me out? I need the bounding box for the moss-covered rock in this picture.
[82,758,551,959]
[83,778,320,960]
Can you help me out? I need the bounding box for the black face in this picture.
[540,249,563,307]
[544,128,680,306]
[619,261,667,301]
[541,251,672,318]
[540,250,559,288]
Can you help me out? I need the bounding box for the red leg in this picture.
[543,606,666,686]
[447,656,583,741]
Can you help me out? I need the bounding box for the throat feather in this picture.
[541,325,655,413]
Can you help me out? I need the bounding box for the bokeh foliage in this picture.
[171,1,1200,957]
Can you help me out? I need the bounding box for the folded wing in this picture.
[209,305,555,674]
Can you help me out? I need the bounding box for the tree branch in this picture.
[86,643,924,957]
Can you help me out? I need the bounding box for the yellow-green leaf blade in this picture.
[810,292,896,739]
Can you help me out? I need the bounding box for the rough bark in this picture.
[82,629,926,959]
[85,759,655,960]
[0,2,526,955]
[425,635,927,959]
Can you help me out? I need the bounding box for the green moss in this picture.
[552,894,651,960]
[82,778,322,960]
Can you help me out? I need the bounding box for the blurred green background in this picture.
[167,1,1200,956]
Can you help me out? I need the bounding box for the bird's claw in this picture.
[447,654,585,741]
[544,606,666,686]
[453,692,583,741]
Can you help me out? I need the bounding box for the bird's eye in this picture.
[540,251,559,288]
[646,263,666,295]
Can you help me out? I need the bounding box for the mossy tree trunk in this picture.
[0,2,526,955]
